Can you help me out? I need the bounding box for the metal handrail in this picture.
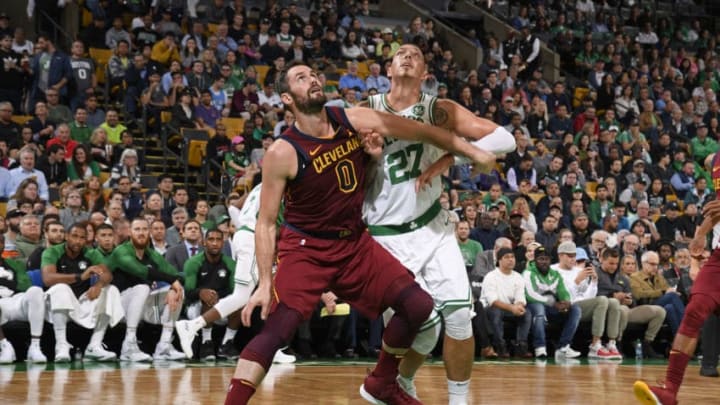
[37,9,73,51]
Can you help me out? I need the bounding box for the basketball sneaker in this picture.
[534,346,548,359]
[174,319,197,359]
[633,380,678,405]
[555,344,581,358]
[217,341,240,360]
[84,345,118,362]
[605,342,623,360]
[199,341,216,361]
[153,343,186,361]
[54,342,72,363]
[26,344,47,363]
[0,340,16,364]
[360,373,422,405]
[120,339,152,362]
[272,349,297,364]
[588,343,614,359]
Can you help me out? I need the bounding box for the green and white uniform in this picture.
[363,93,472,321]
[229,183,262,294]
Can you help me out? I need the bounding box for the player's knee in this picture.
[243,303,303,370]
[392,282,433,329]
[25,286,44,302]
[608,297,621,309]
[443,307,474,341]
[679,294,716,337]
[411,311,442,355]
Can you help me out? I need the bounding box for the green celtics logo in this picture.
[412,105,425,117]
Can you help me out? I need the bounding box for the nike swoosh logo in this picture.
[200,272,208,277]
[309,146,322,156]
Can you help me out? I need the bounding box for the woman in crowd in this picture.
[83,175,106,213]
[105,148,142,189]
[67,144,101,185]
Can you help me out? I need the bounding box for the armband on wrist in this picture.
[454,155,471,165]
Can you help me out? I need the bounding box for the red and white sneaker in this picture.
[360,373,422,405]
[606,342,623,360]
[588,344,615,359]
[633,380,678,405]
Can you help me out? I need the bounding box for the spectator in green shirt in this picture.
[456,220,483,272]
[69,107,93,144]
[690,123,718,164]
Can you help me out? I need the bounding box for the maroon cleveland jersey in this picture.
[279,106,369,238]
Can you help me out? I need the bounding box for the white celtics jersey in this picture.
[363,93,446,226]
[229,183,262,231]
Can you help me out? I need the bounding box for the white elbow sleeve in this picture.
[471,127,517,155]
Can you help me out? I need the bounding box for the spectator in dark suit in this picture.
[164,219,204,273]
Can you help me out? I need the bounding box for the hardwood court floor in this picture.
[2,359,719,404]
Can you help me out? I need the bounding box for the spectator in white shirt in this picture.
[257,82,283,124]
[481,247,532,358]
[552,241,623,359]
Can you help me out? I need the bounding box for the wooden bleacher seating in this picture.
[11,115,32,125]
[220,117,245,137]
[89,48,113,85]
[255,65,270,86]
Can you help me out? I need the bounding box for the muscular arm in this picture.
[255,141,297,290]
[344,107,488,164]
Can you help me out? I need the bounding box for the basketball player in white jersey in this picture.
[361,44,516,405]
[175,184,295,363]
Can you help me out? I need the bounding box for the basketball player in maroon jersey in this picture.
[224,62,496,405]
[634,153,720,405]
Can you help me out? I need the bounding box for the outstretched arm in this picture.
[434,99,516,154]
[345,107,495,172]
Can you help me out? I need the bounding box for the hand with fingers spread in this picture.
[242,284,272,327]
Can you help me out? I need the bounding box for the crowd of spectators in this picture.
[0,0,719,362]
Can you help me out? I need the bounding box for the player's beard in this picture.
[131,235,149,250]
[292,88,326,115]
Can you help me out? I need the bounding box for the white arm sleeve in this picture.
[470,126,517,155]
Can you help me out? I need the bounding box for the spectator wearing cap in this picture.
[631,251,685,336]
[503,210,525,248]
[524,245,581,359]
[554,241,624,359]
[376,27,399,57]
[481,246,532,358]
[588,184,614,226]
[655,202,683,242]
[624,159,652,190]
[670,160,696,200]
[156,8,183,38]
[618,119,649,155]
[170,88,201,130]
[618,176,648,205]
[259,33,284,66]
[690,122,718,164]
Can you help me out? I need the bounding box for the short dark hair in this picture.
[602,248,620,259]
[95,223,114,233]
[47,144,65,155]
[205,227,224,239]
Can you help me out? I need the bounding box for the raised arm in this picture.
[242,140,296,326]
[433,99,515,153]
